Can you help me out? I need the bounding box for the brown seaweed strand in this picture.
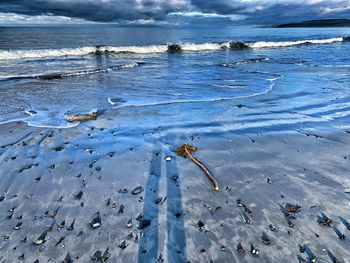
[183,145,220,191]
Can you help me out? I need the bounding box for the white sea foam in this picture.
[0,46,97,60]
[181,42,230,51]
[249,37,344,48]
[0,37,347,61]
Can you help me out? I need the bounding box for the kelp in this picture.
[176,144,220,191]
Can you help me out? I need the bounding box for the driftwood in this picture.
[176,144,220,191]
[66,112,98,122]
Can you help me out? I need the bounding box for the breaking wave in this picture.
[249,37,345,48]
[0,37,348,60]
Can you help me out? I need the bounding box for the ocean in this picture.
[1,26,350,133]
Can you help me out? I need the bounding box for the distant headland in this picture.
[274,19,350,28]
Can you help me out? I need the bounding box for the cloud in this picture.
[0,12,91,24]
[0,0,189,22]
[189,0,350,24]
[168,11,247,21]
[1,0,350,25]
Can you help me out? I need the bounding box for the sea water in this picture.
[0,25,350,133]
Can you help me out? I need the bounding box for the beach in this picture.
[1,107,350,262]
[1,26,350,262]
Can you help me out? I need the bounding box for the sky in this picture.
[0,0,349,26]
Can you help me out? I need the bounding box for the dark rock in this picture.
[154,197,163,205]
[170,175,178,183]
[13,222,22,230]
[229,41,249,50]
[34,231,47,245]
[118,204,125,215]
[101,247,111,261]
[236,242,245,254]
[63,252,73,263]
[90,214,101,228]
[55,236,65,247]
[197,220,204,228]
[168,44,182,53]
[74,191,83,200]
[91,251,102,261]
[67,219,75,231]
[138,219,151,229]
[118,240,127,249]
[250,244,259,256]
[261,232,271,245]
[55,146,63,152]
[132,186,144,195]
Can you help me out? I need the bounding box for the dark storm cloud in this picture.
[189,0,350,24]
[1,0,350,24]
[0,0,189,22]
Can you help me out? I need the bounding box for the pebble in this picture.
[118,240,127,249]
[197,220,204,228]
[90,214,102,228]
[250,244,259,256]
[34,231,47,245]
[126,218,133,228]
[138,219,151,229]
[13,222,22,230]
[91,250,102,261]
[132,186,144,195]
[74,191,83,200]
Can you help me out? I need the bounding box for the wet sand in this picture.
[1,118,350,263]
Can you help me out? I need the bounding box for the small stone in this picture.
[250,244,259,256]
[197,220,204,228]
[126,218,133,228]
[170,175,178,183]
[13,222,22,230]
[164,156,172,161]
[118,240,127,249]
[34,231,47,245]
[91,250,102,261]
[55,146,63,152]
[67,219,75,231]
[74,191,83,200]
[118,204,125,215]
[63,253,73,263]
[90,214,101,228]
[138,219,151,229]
[154,197,163,205]
[102,247,111,261]
[269,224,276,231]
[126,232,134,239]
[237,243,245,254]
[132,186,144,195]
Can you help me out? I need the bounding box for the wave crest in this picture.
[0,37,348,60]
